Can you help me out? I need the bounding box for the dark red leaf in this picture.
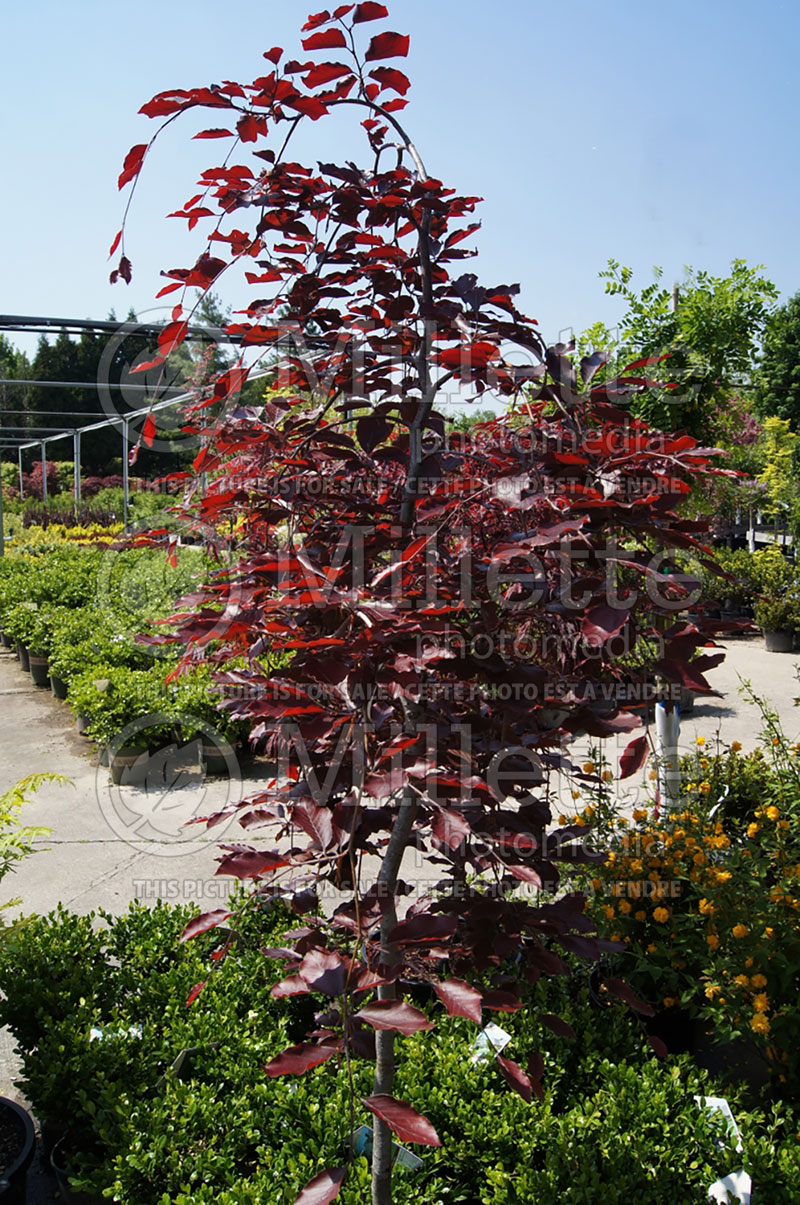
[263,46,284,64]
[361,1095,441,1146]
[118,143,147,190]
[354,2,389,21]
[581,604,629,645]
[298,947,350,995]
[619,734,648,780]
[604,978,655,1017]
[333,4,355,16]
[193,127,234,139]
[387,913,457,945]
[433,978,482,1024]
[367,66,410,95]
[302,9,332,30]
[271,975,310,999]
[294,1166,347,1205]
[216,850,290,879]
[237,113,261,143]
[539,1013,576,1038]
[496,1055,533,1103]
[364,31,410,60]
[648,1033,668,1058]
[526,1051,546,1100]
[264,1042,339,1076]
[354,1001,434,1035]
[482,989,523,1013]
[108,229,122,257]
[304,62,353,89]
[302,28,348,50]
[180,908,231,942]
[431,809,471,851]
[142,412,156,448]
[186,980,207,1007]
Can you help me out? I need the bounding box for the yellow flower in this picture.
[698,781,711,795]
[635,910,646,922]
[765,927,775,938]
[583,761,596,775]
[766,806,780,821]
[601,769,614,783]
[707,934,720,949]
[633,808,648,823]
[693,851,706,866]
[653,907,669,923]
[570,792,581,801]
[779,819,790,830]
[731,740,742,753]
[686,782,697,792]
[629,859,643,875]
[745,957,754,969]
[705,983,722,999]
[696,736,706,746]
[663,996,678,1008]
[753,993,769,1013]
[558,814,569,825]
[590,878,602,891]
[751,973,767,988]
[699,899,715,916]
[734,975,750,988]
[751,1013,770,1035]
[603,905,614,920]
[648,769,658,781]
[618,899,632,914]
[732,924,749,939]
[647,943,658,953]
[772,736,781,746]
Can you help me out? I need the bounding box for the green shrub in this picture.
[66,663,180,750]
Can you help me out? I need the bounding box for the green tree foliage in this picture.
[586,259,778,436]
[756,291,800,428]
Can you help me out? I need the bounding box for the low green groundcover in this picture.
[0,898,797,1203]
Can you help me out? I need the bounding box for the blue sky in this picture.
[3,0,799,356]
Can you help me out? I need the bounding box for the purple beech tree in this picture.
[113,6,727,1201]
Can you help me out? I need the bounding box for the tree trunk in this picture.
[371,787,418,1205]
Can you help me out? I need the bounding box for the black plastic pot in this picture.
[764,628,793,653]
[50,674,68,700]
[202,742,236,777]
[28,653,50,688]
[109,745,148,786]
[14,644,29,673]
[0,1096,36,1203]
[50,1136,105,1205]
[0,631,11,650]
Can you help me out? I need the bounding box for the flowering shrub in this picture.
[571,714,800,1098]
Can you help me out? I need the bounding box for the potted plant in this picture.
[0,773,66,1204]
[753,594,794,651]
[67,663,181,782]
[1,603,39,673]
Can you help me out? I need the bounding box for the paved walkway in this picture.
[2,635,799,921]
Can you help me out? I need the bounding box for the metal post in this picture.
[40,441,48,503]
[73,429,81,512]
[122,420,130,530]
[655,699,681,809]
[17,448,23,500]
